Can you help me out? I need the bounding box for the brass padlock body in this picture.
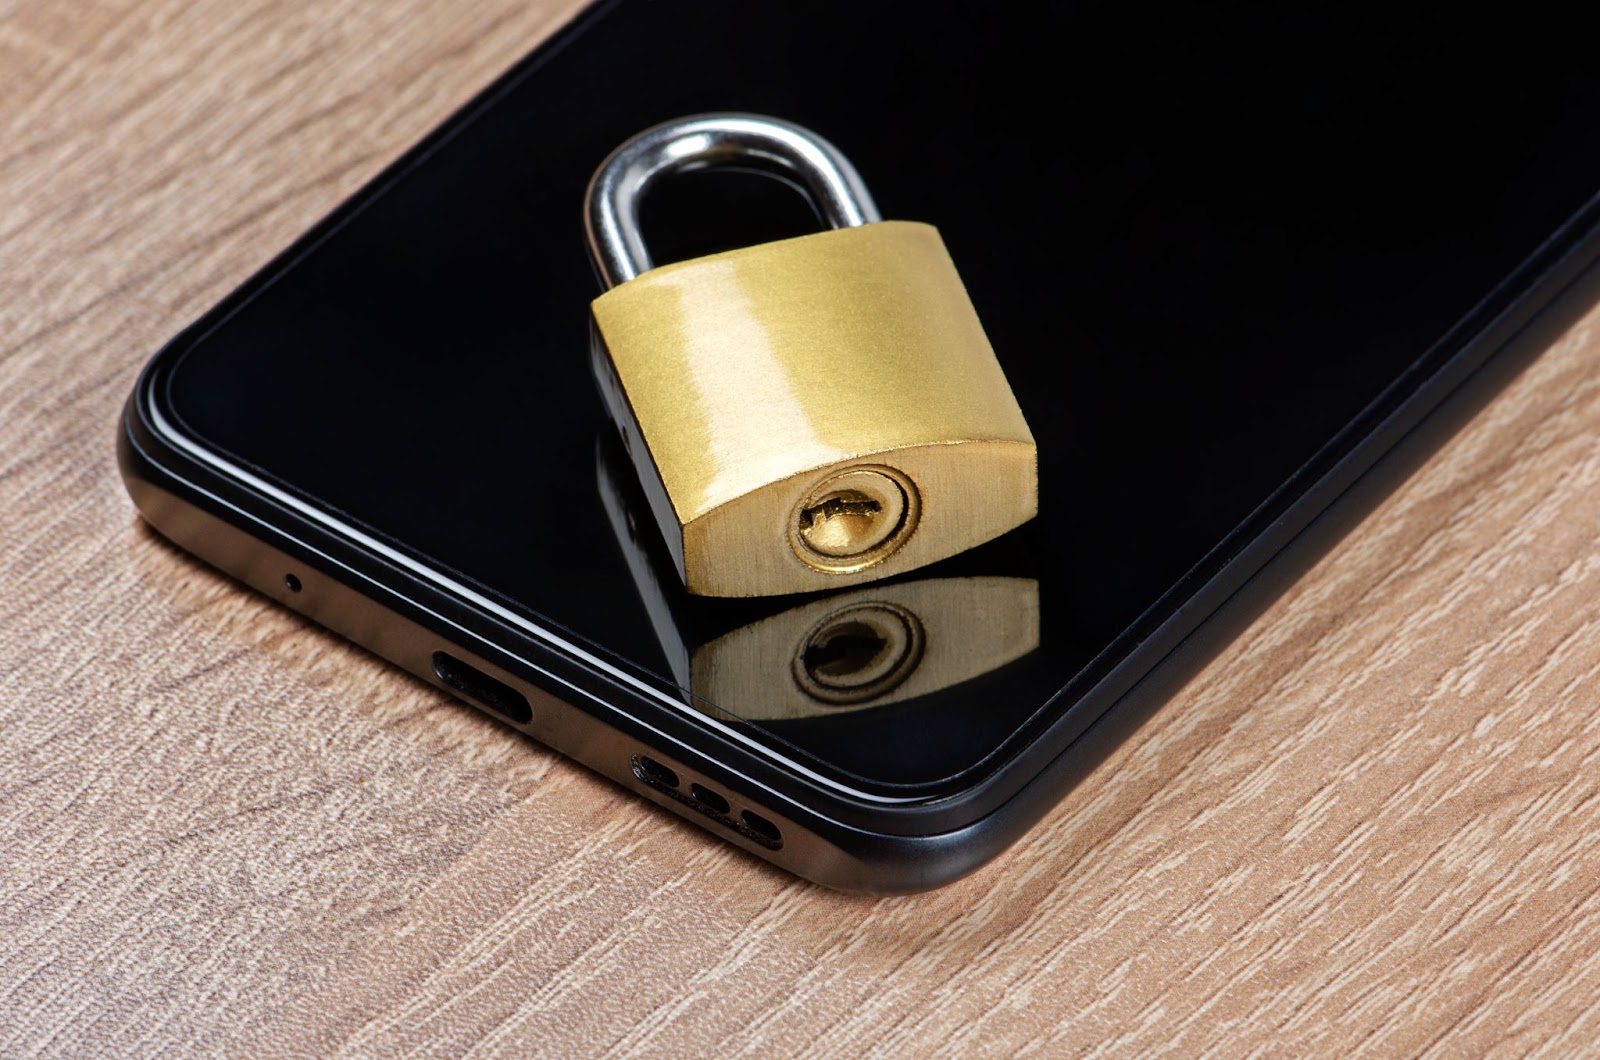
[591,220,1037,597]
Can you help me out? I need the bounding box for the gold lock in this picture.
[586,113,1037,597]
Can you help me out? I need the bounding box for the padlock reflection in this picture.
[690,577,1039,720]
[598,436,1039,720]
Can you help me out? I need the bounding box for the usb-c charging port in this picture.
[431,651,532,724]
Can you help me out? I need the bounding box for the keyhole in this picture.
[791,466,918,572]
[797,492,885,556]
[792,603,926,706]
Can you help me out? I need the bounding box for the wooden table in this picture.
[7,1,1600,1053]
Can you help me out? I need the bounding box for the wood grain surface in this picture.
[6,1,1600,1054]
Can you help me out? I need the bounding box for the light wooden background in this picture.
[7,1,1600,1054]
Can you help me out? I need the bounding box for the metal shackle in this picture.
[584,113,883,289]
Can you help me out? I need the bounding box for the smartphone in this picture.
[117,1,1600,892]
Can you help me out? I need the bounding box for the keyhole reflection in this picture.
[793,603,926,706]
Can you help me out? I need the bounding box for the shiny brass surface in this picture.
[590,220,1038,597]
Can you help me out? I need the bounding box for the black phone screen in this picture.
[158,0,1600,798]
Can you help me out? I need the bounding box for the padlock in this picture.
[585,113,1037,597]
